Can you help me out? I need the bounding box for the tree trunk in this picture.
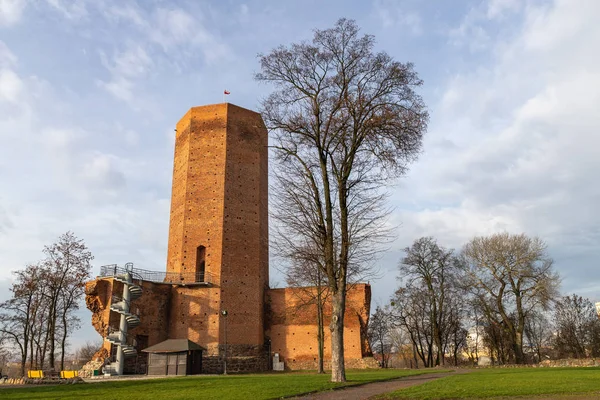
[29,338,34,370]
[317,286,325,374]
[61,311,68,370]
[48,297,57,369]
[41,312,51,369]
[513,331,524,364]
[330,289,346,382]
[412,344,419,369]
[20,356,26,378]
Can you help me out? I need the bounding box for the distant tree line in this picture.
[0,232,93,376]
[368,232,600,367]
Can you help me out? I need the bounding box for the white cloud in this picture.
[0,0,26,27]
[101,3,145,26]
[44,0,88,20]
[398,0,600,294]
[487,0,521,19]
[149,7,230,63]
[448,7,491,52]
[95,5,231,103]
[97,44,153,103]
[0,202,15,233]
[103,4,231,63]
[0,40,17,67]
[373,0,422,35]
[0,68,22,103]
[79,152,126,194]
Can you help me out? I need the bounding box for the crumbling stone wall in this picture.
[85,278,113,337]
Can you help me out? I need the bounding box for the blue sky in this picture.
[1,0,599,350]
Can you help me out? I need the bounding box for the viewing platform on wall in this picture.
[99,264,212,286]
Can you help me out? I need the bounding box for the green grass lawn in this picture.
[381,367,600,399]
[0,369,446,400]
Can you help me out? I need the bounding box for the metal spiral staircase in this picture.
[103,262,142,375]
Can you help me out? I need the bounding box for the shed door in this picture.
[167,353,178,375]
[177,352,187,375]
[189,350,202,375]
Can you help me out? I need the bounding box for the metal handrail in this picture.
[99,264,211,284]
[110,295,141,315]
[106,326,138,346]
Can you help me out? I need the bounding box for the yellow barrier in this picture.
[60,370,79,379]
[27,370,44,378]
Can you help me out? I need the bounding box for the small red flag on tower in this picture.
[224,90,230,95]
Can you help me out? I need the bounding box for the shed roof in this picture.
[142,339,206,353]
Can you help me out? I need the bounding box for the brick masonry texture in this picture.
[267,284,373,369]
[85,103,373,372]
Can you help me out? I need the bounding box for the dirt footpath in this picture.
[289,367,600,400]
[290,371,461,400]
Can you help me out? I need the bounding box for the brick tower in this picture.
[166,103,269,356]
[85,103,374,374]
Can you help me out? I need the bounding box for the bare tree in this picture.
[0,232,93,375]
[524,310,552,362]
[444,295,467,366]
[75,341,103,364]
[42,231,93,370]
[553,294,600,358]
[257,18,427,381]
[0,336,12,377]
[461,233,560,364]
[388,328,414,368]
[368,306,393,367]
[0,264,45,376]
[399,237,459,366]
[391,287,435,367]
[465,300,483,365]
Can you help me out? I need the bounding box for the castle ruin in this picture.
[85,103,375,374]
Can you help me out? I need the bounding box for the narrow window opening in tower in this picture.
[196,245,206,282]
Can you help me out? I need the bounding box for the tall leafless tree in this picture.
[0,336,12,377]
[42,231,93,370]
[553,294,600,358]
[461,233,560,364]
[465,300,483,365]
[524,310,552,362]
[0,232,93,375]
[368,305,393,368]
[273,197,381,373]
[391,287,436,367]
[399,237,459,366]
[0,265,41,376]
[257,18,427,381]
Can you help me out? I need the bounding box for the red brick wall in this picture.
[220,104,269,347]
[167,105,228,281]
[266,284,372,368]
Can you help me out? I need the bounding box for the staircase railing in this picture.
[99,264,211,284]
[102,263,142,375]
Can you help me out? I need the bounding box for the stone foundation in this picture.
[203,355,269,374]
[284,356,379,371]
[539,358,600,368]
